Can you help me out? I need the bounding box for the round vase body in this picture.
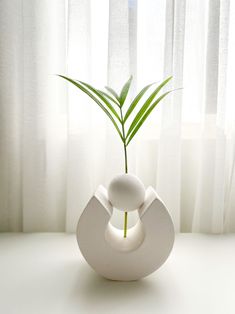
[108,174,145,211]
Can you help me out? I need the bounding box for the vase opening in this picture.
[104,218,145,253]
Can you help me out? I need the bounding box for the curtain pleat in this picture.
[156,0,186,232]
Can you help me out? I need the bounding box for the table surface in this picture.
[0,233,234,314]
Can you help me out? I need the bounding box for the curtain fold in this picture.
[0,0,235,233]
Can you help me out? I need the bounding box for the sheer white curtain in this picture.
[0,0,235,233]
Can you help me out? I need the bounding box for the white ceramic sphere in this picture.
[108,174,145,211]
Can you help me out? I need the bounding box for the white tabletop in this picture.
[0,233,234,314]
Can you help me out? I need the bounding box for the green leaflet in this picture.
[126,76,172,138]
[79,81,122,124]
[97,90,120,107]
[105,86,120,102]
[124,83,154,123]
[58,75,124,142]
[119,75,133,107]
[126,91,173,145]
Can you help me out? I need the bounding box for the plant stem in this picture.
[120,107,128,238]
[124,211,128,238]
[124,143,128,173]
[123,144,128,238]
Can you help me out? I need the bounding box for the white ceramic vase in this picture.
[76,174,175,281]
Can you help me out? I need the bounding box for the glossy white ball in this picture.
[108,174,145,211]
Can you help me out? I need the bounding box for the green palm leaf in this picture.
[126,76,172,138]
[105,86,120,102]
[79,81,121,123]
[119,75,133,107]
[58,75,124,142]
[97,90,120,107]
[123,83,154,123]
[126,90,173,145]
